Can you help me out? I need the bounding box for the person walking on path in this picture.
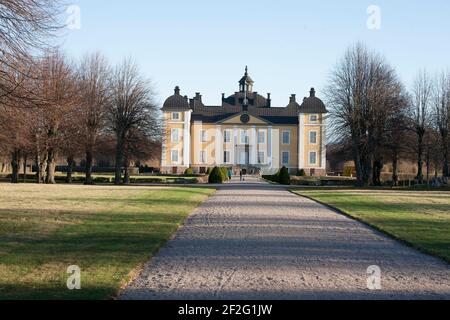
[240,170,243,182]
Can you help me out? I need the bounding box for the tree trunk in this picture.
[443,135,449,177]
[37,153,48,184]
[11,150,20,184]
[417,133,424,183]
[425,148,431,185]
[114,135,124,185]
[23,154,28,183]
[123,162,130,185]
[372,160,383,186]
[66,156,74,184]
[351,135,364,187]
[392,151,399,187]
[46,149,56,184]
[85,150,94,185]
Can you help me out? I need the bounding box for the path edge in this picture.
[289,189,450,265]
[114,188,218,300]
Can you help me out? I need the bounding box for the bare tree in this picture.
[31,50,77,184]
[326,43,403,186]
[106,59,160,185]
[408,70,433,183]
[77,53,111,184]
[434,71,450,177]
[0,0,63,98]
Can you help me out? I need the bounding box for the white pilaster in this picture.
[183,111,192,168]
[250,126,257,165]
[233,126,238,165]
[321,116,327,170]
[299,114,305,169]
[268,126,273,167]
[215,125,222,165]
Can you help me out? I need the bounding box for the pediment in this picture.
[219,112,272,125]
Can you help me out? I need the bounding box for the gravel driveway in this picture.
[120,177,450,300]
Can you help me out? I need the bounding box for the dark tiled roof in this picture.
[161,86,190,111]
[223,92,268,108]
[299,89,328,114]
[162,84,327,123]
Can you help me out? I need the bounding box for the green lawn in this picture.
[0,184,214,300]
[293,189,450,262]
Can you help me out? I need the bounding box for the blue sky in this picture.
[60,0,450,107]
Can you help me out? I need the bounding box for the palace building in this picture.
[161,67,328,176]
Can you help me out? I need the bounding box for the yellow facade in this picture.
[161,71,327,175]
[162,111,326,176]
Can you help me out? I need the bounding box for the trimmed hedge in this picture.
[208,167,224,184]
[220,167,229,181]
[184,168,194,176]
[296,169,306,177]
[278,166,291,185]
[263,167,291,185]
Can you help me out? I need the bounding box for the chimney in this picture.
[195,92,202,103]
[310,88,316,97]
[222,93,225,101]
[184,95,189,103]
[289,94,296,104]
[267,93,271,107]
[174,86,180,95]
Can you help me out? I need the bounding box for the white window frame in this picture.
[309,114,319,123]
[282,131,291,145]
[257,130,266,144]
[281,151,290,165]
[171,128,180,143]
[309,130,318,145]
[258,151,265,164]
[240,130,249,145]
[223,150,231,164]
[309,151,317,165]
[200,130,208,143]
[171,149,179,164]
[172,112,181,121]
[224,130,231,143]
[199,150,207,164]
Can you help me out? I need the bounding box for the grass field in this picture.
[293,189,450,262]
[0,184,214,300]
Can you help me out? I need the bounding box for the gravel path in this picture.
[120,177,450,300]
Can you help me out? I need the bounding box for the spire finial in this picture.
[245,65,248,75]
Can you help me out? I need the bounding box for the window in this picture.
[172,112,181,121]
[200,151,207,163]
[309,131,317,144]
[282,151,290,165]
[171,128,179,143]
[240,130,249,144]
[282,131,290,145]
[224,130,231,143]
[309,114,318,122]
[258,151,265,164]
[258,130,266,144]
[200,130,208,143]
[309,151,317,165]
[171,150,179,163]
[224,151,231,164]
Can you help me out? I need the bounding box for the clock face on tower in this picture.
[240,114,250,124]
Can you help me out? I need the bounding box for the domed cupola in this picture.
[239,66,254,93]
[162,86,190,111]
[299,88,328,114]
